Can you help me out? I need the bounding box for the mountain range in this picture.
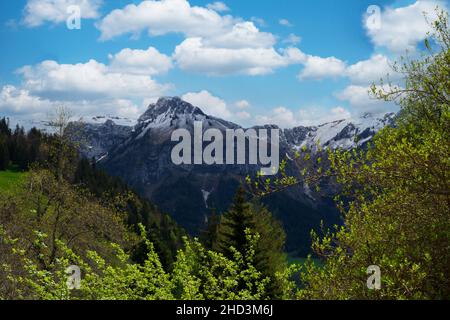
[70,97,395,256]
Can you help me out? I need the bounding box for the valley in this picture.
[70,97,395,256]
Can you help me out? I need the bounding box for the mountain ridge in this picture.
[70,97,395,256]
[76,96,394,161]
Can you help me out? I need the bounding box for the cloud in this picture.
[174,38,304,76]
[296,53,400,85]
[0,85,144,121]
[279,19,293,27]
[97,0,236,41]
[365,0,447,53]
[297,106,351,126]
[346,54,400,85]
[182,90,232,119]
[99,0,273,49]
[250,17,266,27]
[108,47,173,76]
[204,22,276,49]
[255,106,298,128]
[181,91,256,124]
[283,33,301,45]
[17,59,169,101]
[299,55,346,80]
[235,100,250,109]
[23,0,102,27]
[255,105,352,128]
[336,85,394,114]
[0,85,54,115]
[235,111,251,120]
[206,2,230,12]
[2,49,173,120]
[97,0,301,76]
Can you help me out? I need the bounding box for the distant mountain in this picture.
[70,97,395,256]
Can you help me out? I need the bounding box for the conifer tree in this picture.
[217,186,255,259]
[200,209,220,250]
[217,186,288,298]
[0,136,9,170]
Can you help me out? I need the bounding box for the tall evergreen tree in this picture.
[0,118,11,136]
[217,186,288,298]
[0,136,10,170]
[217,186,255,259]
[200,209,221,250]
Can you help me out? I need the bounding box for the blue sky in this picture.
[0,0,448,128]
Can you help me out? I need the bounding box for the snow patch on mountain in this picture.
[71,97,396,162]
[289,112,395,152]
[201,189,211,208]
[87,115,137,127]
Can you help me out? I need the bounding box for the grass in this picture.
[0,166,26,193]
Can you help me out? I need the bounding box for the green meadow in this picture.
[0,167,26,193]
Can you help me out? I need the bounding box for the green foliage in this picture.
[0,141,296,301]
[298,9,450,300]
[1,223,289,300]
[172,232,271,300]
[80,227,173,300]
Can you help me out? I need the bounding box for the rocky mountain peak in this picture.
[138,97,205,124]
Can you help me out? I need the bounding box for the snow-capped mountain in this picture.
[71,97,395,256]
[285,112,395,152]
[77,97,394,161]
[132,97,239,141]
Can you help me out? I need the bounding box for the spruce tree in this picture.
[217,186,256,259]
[217,186,288,298]
[0,136,10,170]
[200,209,220,250]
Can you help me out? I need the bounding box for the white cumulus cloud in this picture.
[336,85,395,114]
[299,55,346,80]
[182,90,232,119]
[235,100,250,109]
[174,38,304,75]
[108,47,173,76]
[0,85,54,115]
[283,33,301,45]
[255,106,298,128]
[346,54,395,85]
[204,21,276,49]
[97,0,235,41]
[206,2,230,12]
[23,0,102,27]
[2,48,174,121]
[365,0,448,53]
[17,59,170,101]
[97,0,303,76]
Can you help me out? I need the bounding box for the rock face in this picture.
[73,97,395,256]
[67,120,133,160]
